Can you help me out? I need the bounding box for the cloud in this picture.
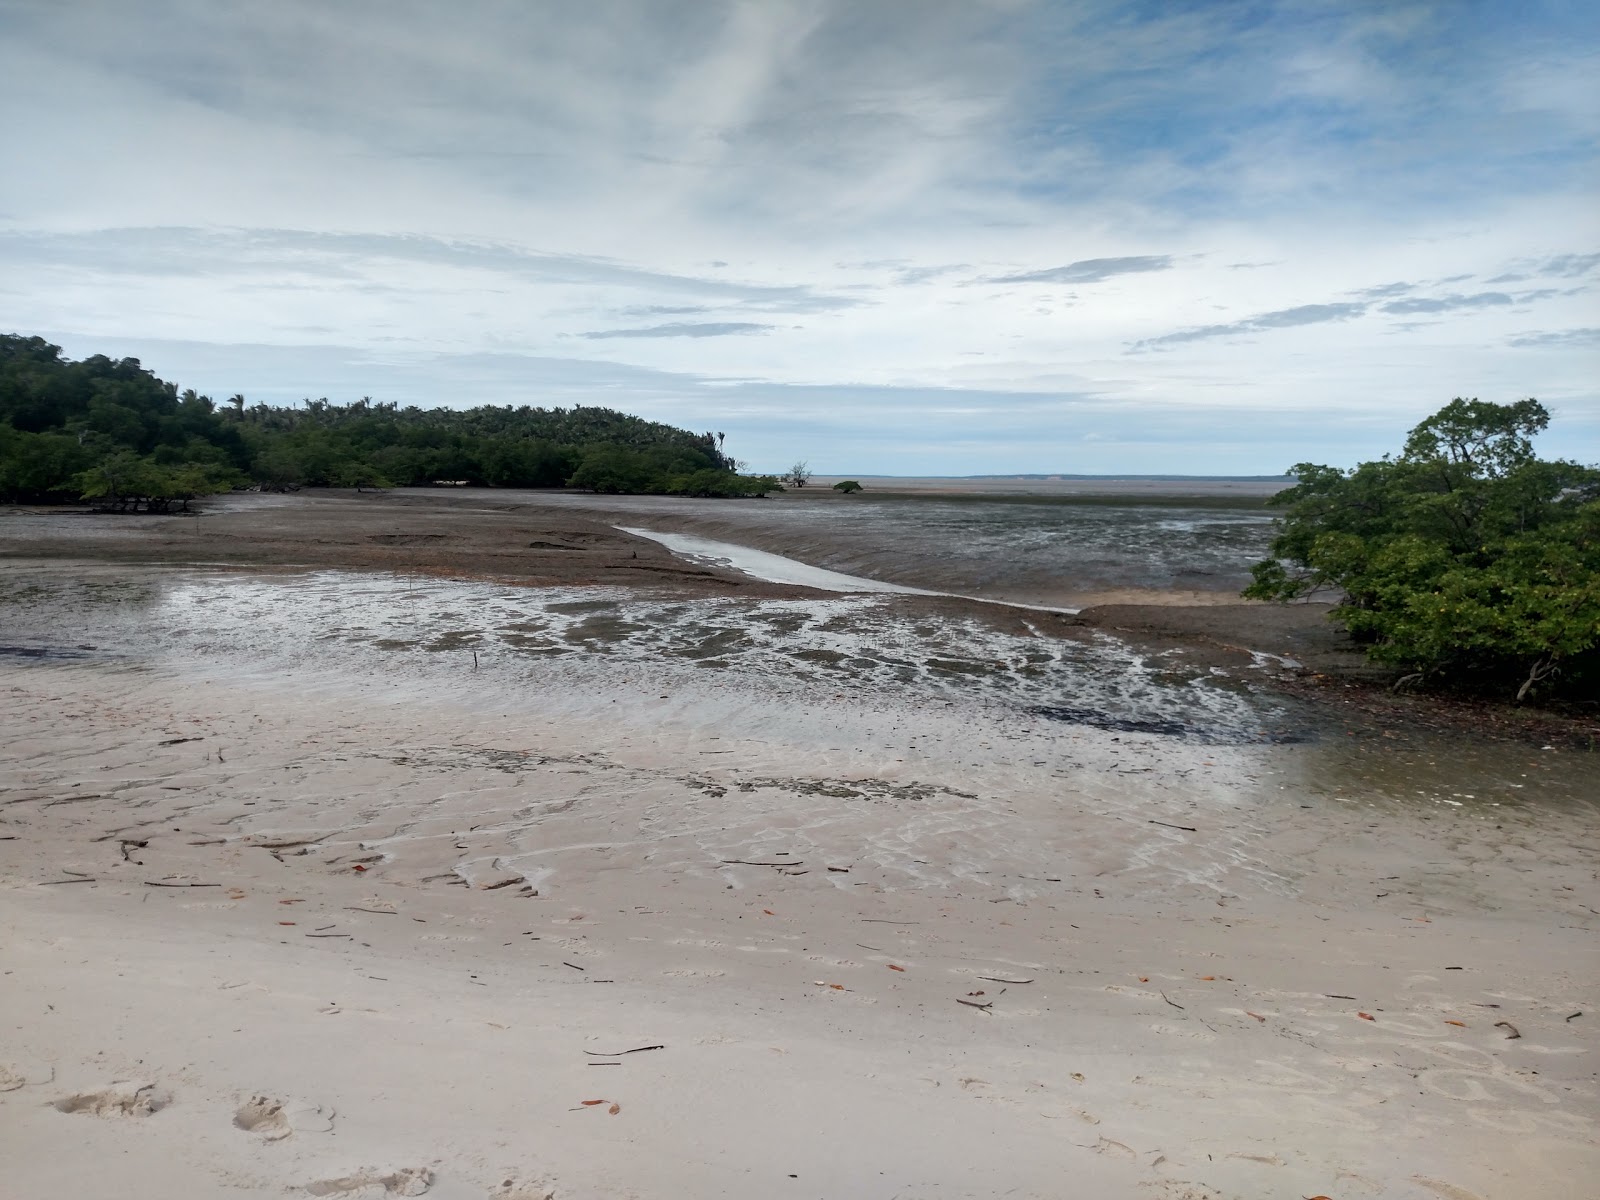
[1379,291,1513,314]
[989,256,1175,285]
[0,226,861,310]
[2,3,1597,471]
[1539,252,1600,277]
[1356,282,1414,298]
[1134,302,1368,348]
[1489,251,1600,284]
[580,322,773,339]
[1508,327,1600,348]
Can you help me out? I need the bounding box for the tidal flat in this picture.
[1,489,1595,1200]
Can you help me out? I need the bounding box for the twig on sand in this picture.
[956,997,993,1010]
[1494,1021,1522,1039]
[41,877,96,885]
[306,933,353,938]
[720,860,804,867]
[143,881,221,888]
[563,962,586,971]
[345,907,398,915]
[861,918,920,924]
[1325,994,1357,1000]
[1161,992,1185,1010]
[978,976,1034,984]
[1148,820,1198,832]
[1566,1012,1582,1022]
[583,1045,664,1057]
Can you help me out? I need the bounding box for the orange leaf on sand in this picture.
[1358,1012,1376,1021]
[1138,977,1149,983]
[352,864,368,872]
[608,1103,621,1115]
[762,909,774,916]
[1199,976,1216,981]
[278,921,296,926]
[829,984,845,990]
[1304,1195,1334,1199]
[887,965,906,972]
[1444,1020,1466,1027]
[581,1100,606,1106]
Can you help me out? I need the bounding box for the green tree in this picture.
[1245,398,1600,702]
[832,480,863,494]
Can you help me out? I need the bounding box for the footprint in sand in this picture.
[305,1165,434,1196]
[235,1095,291,1139]
[235,1095,336,1141]
[52,1084,171,1117]
[1142,1182,1225,1200]
[1090,1135,1137,1158]
[0,1065,27,1092]
[1412,1178,1486,1200]
[1147,1021,1217,1043]
[489,1179,556,1200]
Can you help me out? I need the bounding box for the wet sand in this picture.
[0,488,1322,664]
[2,493,1597,1199]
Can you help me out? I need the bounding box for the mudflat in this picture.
[2,490,1596,1200]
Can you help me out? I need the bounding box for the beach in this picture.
[2,491,1596,1199]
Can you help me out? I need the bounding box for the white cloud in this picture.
[2,0,1596,471]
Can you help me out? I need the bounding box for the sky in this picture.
[1,0,1596,475]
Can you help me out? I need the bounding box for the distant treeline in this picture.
[0,334,781,508]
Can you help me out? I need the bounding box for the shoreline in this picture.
[4,489,1592,745]
[4,620,1597,1198]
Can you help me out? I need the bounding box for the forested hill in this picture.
[0,334,779,505]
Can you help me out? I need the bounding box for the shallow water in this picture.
[3,557,1595,917]
[0,563,1294,746]
[508,490,1278,603]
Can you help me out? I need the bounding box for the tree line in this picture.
[0,334,783,508]
[1246,397,1598,704]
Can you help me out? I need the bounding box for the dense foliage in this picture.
[0,334,781,507]
[1245,398,1600,702]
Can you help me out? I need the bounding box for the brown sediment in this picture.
[0,489,812,599]
[4,488,1591,745]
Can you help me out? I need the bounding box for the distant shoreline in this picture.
[806,474,1290,500]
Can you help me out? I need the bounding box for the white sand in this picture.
[2,628,1596,1198]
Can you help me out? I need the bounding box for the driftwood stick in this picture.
[720,860,804,867]
[1148,820,1198,832]
[582,1044,664,1057]
[143,881,221,888]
